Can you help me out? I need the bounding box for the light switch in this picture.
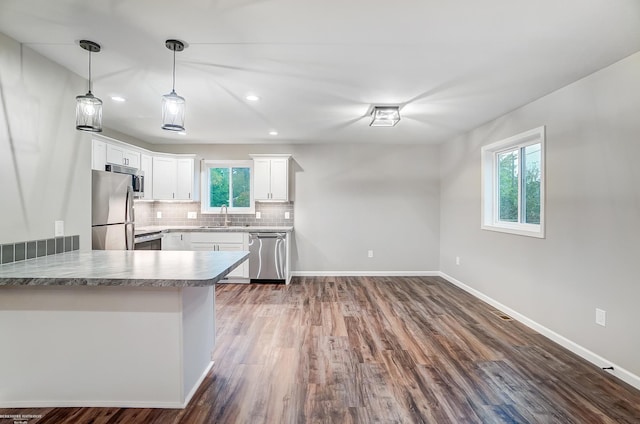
[284,211,290,219]
[256,212,261,219]
[156,211,162,219]
[596,308,606,327]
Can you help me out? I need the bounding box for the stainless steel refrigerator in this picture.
[91,170,135,250]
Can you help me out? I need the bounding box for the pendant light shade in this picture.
[76,40,102,132]
[162,39,186,131]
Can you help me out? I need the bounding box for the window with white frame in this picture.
[201,160,254,214]
[481,126,545,238]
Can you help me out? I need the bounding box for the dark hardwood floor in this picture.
[2,276,640,423]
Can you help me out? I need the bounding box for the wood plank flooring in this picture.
[2,276,640,423]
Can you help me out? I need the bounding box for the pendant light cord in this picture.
[172,48,176,93]
[88,50,92,94]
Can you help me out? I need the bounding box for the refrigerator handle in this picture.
[126,185,135,223]
[125,223,135,250]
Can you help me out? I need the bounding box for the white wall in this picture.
[0,32,91,247]
[156,143,441,273]
[439,52,640,378]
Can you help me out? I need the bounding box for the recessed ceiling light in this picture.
[245,95,260,102]
[111,96,126,102]
[178,131,186,135]
[269,131,278,136]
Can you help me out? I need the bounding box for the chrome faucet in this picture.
[220,205,230,227]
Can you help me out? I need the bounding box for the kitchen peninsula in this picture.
[0,249,248,409]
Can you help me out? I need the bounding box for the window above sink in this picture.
[201,160,254,214]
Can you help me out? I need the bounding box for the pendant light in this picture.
[76,40,102,132]
[162,39,186,131]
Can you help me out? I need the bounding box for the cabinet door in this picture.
[253,158,271,201]
[176,158,194,200]
[92,139,107,171]
[217,244,247,278]
[140,154,153,199]
[124,150,140,169]
[162,233,184,250]
[106,144,125,166]
[153,157,177,200]
[269,158,289,201]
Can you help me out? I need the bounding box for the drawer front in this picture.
[189,232,245,243]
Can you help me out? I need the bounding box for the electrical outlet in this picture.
[456,256,460,265]
[187,211,197,219]
[284,211,290,219]
[156,211,162,219]
[256,212,261,219]
[596,308,606,327]
[54,221,64,237]
[368,250,374,258]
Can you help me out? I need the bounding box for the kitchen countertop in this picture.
[134,225,294,237]
[0,250,249,288]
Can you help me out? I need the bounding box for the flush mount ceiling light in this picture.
[76,40,102,132]
[245,94,260,102]
[370,106,400,127]
[162,39,186,132]
[111,96,126,102]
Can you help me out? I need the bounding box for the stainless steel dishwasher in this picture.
[249,232,286,281]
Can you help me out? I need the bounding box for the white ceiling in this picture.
[1,0,639,145]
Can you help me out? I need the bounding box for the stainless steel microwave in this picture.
[105,164,144,197]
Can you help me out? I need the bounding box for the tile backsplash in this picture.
[134,201,294,227]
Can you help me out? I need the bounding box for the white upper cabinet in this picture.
[176,158,194,200]
[106,143,140,169]
[140,154,153,199]
[91,135,195,201]
[253,159,272,201]
[152,157,177,200]
[152,157,195,200]
[250,154,291,202]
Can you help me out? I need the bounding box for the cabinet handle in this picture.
[188,192,191,199]
[173,193,175,199]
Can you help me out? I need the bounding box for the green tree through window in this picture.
[207,166,251,208]
[481,126,544,238]
[496,143,541,225]
[498,150,518,222]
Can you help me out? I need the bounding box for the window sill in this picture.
[481,223,545,239]
[200,209,255,215]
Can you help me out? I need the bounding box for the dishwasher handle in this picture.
[249,232,286,238]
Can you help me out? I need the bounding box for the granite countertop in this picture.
[0,250,249,288]
[134,225,294,237]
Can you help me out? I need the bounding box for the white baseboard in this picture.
[182,360,214,408]
[0,399,185,409]
[290,271,440,277]
[0,361,215,409]
[438,272,640,392]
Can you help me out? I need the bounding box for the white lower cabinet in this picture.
[189,232,249,280]
[162,233,189,250]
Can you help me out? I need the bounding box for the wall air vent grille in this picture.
[490,310,513,321]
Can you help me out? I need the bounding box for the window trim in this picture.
[200,160,255,214]
[481,126,545,238]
